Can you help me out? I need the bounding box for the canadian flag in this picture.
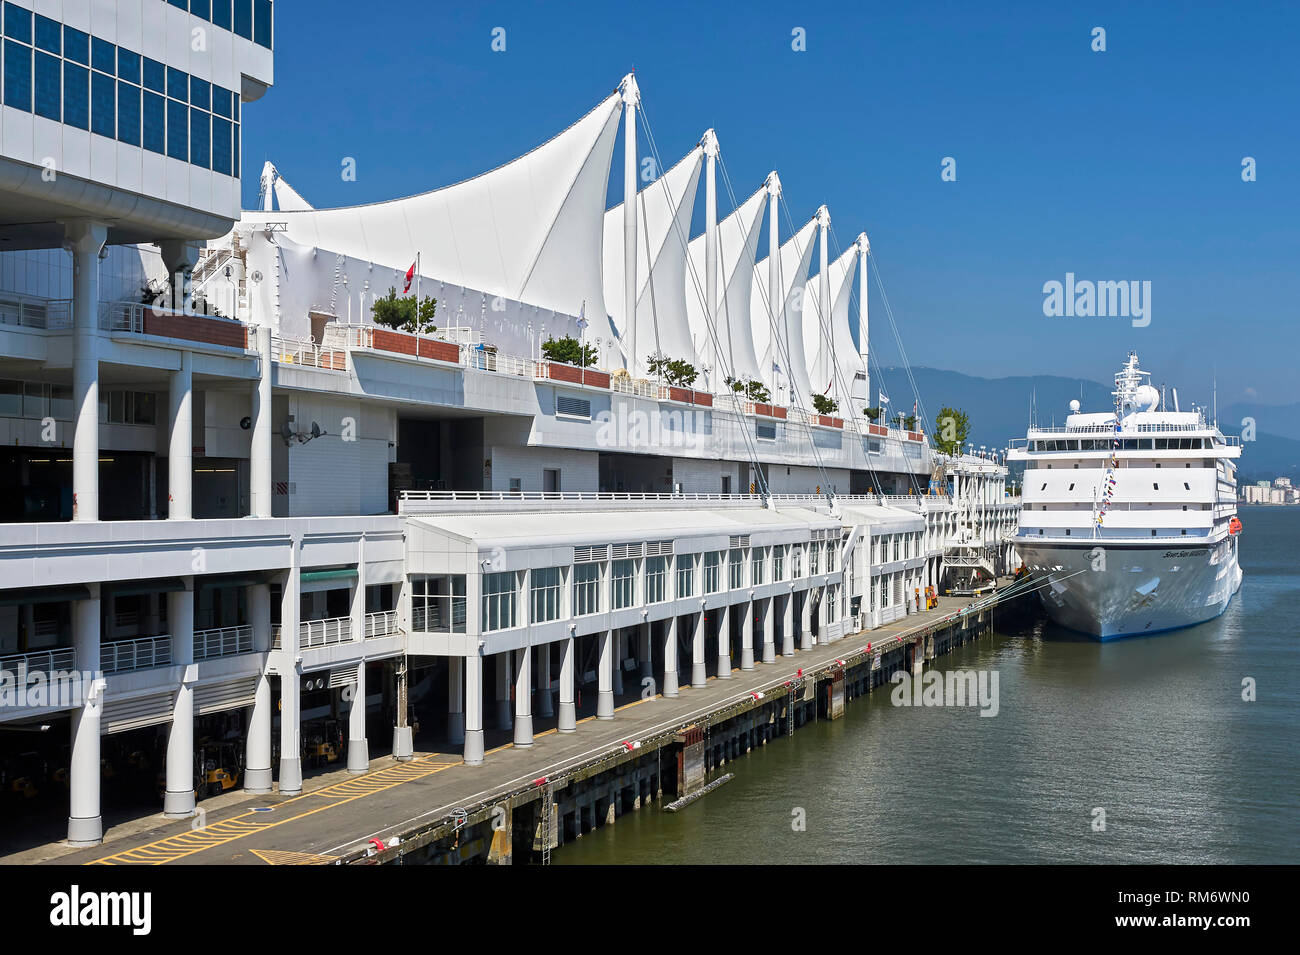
[403,261,416,294]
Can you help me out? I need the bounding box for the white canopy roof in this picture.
[802,243,858,409]
[751,214,817,401]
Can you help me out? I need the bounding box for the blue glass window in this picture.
[34,51,61,121]
[212,116,232,175]
[234,123,239,175]
[91,37,115,75]
[118,81,141,146]
[34,14,60,54]
[143,57,165,93]
[3,3,32,45]
[63,26,89,65]
[118,49,140,84]
[3,40,31,112]
[167,67,187,101]
[232,92,239,122]
[63,62,89,129]
[254,0,272,48]
[211,84,232,118]
[189,76,209,110]
[190,109,209,168]
[167,98,188,160]
[167,0,188,8]
[91,70,115,138]
[191,0,211,19]
[233,0,252,40]
[143,90,165,154]
[212,0,232,31]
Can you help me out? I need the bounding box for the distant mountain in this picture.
[871,365,1298,483]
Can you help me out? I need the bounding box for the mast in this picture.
[856,232,869,415]
[702,129,720,388]
[620,73,640,376]
[815,205,831,400]
[765,171,781,398]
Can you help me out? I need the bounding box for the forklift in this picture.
[1,751,46,805]
[303,718,344,770]
[194,740,243,800]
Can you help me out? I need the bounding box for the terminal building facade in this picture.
[0,4,1017,848]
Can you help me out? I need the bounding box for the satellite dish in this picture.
[310,422,322,439]
[1068,399,1081,413]
[1135,384,1160,411]
[280,422,295,441]
[240,416,252,430]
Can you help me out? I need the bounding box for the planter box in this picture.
[817,415,844,429]
[371,328,417,356]
[543,363,610,389]
[142,310,247,349]
[418,338,460,363]
[691,391,713,408]
[908,431,924,442]
[868,424,888,437]
[668,386,693,404]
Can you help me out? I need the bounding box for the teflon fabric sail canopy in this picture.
[802,243,857,409]
[602,145,704,375]
[243,86,624,324]
[751,214,817,404]
[684,184,768,387]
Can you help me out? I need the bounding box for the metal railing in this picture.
[272,335,347,370]
[467,347,534,378]
[193,625,254,660]
[101,635,171,673]
[364,611,399,638]
[273,616,352,650]
[0,293,72,330]
[0,647,76,676]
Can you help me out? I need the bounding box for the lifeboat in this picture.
[1229,516,1243,535]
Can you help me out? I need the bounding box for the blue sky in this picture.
[241,0,1299,404]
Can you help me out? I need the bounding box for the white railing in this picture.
[0,293,72,330]
[273,616,352,650]
[467,347,534,377]
[0,647,76,675]
[193,625,254,660]
[610,375,667,399]
[99,300,146,333]
[271,335,347,370]
[101,635,171,673]
[364,611,399,638]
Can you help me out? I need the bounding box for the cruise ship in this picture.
[1009,354,1243,639]
[0,1,1020,849]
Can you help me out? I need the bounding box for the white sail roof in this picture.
[802,243,857,408]
[750,214,817,403]
[272,173,314,211]
[239,87,623,322]
[685,184,768,386]
[602,145,704,374]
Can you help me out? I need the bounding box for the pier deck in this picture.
[7,587,1009,866]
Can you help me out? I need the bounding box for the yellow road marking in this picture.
[250,848,338,865]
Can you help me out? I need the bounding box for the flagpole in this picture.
[415,251,420,329]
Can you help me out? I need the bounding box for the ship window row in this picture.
[165,0,273,49]
[1,8,239,176]
[0,379,156,424]
[1030,437,1211,451]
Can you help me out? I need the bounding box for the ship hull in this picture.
[1015,536,1242,640]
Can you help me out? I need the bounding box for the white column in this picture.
[857,233,870,412]
[717,603,732,678]
[278,543,303,794]
[168,351,193,519]
[621,73,640,376]
[762,596,776,663]
[780,589,790,657]
[67,583,103,845]
[740,598,755,670]
[464,654,484,765]
[639,621,653,682]
[558,635,576,732]
[691,609,707,687]
[816,205,832,400]
[163,580,196,816]
[249,325,274,518]
[244,583,273,792]
[597,629,615,719]
[702,129,720,384]
[495,651,512,729]
[663,616,679,697]
[800,589,813,651]
[612,629,624,696]
[67,221,107,523]
[536,642,554,718]
[513,645,533,746]
[766,171,782,396]
[347,537,368,773]
[447,657,465,744]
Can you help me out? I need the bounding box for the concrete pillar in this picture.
[495,651,512,730]
[912,638,925,676]
[347,536,368,774]
[762,596,775,663]
[536,642,554,718]
[800,590,813,651]
[612,630,624,696]
[639,622,653,682]
[513,645,533,746]
[163,580,196,816]
[67,220,107,523]
[447,656,465,744]
[782,592,795,656]
[717,603,732,679]
[244,583,273,792]
[278,545,303,795]
[597,629,615,719]
[249,325,274,518]
[67,583,103,845]
[691,611,706,687]
[167,350,193,520]
[663,616,679,698]
[464,654,484,765]
[558,636,576,732]
[740,598,755,670]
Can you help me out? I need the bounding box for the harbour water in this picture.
[556,505,1299,864]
